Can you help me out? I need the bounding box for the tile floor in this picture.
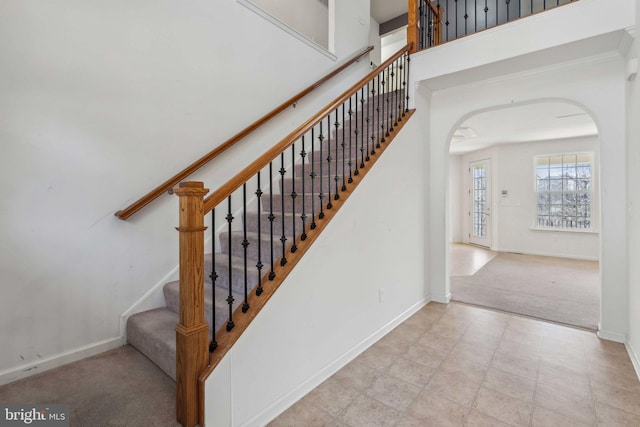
[269,302,640,427]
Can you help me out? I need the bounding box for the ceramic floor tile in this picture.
[407,391,469,426]
[268,401,338,427]
[387,357,436,386]
[535,382,596,425]
[372,333,412,355]
[451,341,496,367]
[482,367,536,402]
[490,351,539,380]
[355,346,399,372]
[457,328,503,351]
[439,356,488,386]
[595,402,640,426]
[387,322,427,342]
[339,395,400,427]
[592,381,640,416]
[403,343,448,369]
[588,361,640,392]
[418,330,460,352]
[473,387,532,427]
[364,374,421,412]
[303,378,361,416]
[426,371,482,407]
[532,406,593,427]
[331,359,381,392]
[464,410,514,427]
[537,363,592,400]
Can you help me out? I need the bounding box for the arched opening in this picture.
[447,100,601,330]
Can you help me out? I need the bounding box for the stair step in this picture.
[220,230,295,263]
[282,174,363,195]
[260,193,316,213]
[127,308,178,380]
[163,280,247,338]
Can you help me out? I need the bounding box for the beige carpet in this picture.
[451,252,600,330]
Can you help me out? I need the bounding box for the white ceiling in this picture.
[371,0,407,24]
[450,102,598,154]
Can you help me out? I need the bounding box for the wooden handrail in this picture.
[114,45,374,221]
[203,43,412,213]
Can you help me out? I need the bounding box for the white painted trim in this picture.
[499,248,599,262]
[237,0,337,61]
[240,298,430,427]
[597,328,626,343]
[0,337,122,386]
[431,292,451,304]
[626,340,640,382]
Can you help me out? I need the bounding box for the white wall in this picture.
[205,115,428,426]
[0,0,372,383]
[626,11,640,373]
[449,155,463,242]
[369,17,382,67]
[455,136,600,260]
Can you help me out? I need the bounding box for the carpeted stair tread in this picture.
[261,193,316,212]
[245,211,310,236]
[220,230,294,263]
[127,308,178,380]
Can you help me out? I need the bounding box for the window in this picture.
[535,153,593,229]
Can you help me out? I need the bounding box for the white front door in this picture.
[469,159,492,247]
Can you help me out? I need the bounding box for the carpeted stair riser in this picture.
[244,211,310,237]
[203,253,248,293]
[282,174,366,195]
[163,280,246,339]
[127,308,178,380]
[219,230,294,263]
[260,193,316,213]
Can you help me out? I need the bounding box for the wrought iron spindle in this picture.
[360,86,365,169]
[401,55,407,118]
[496,0,499,26]
[318,122,325,218]
[405,54,411,113]
[485,0,489,29]
[348,98,354,183]
[353,91,360,176]
[455,0,459,38]
[506,0,510,21]
[379,69,385,143]
[475,0,478,31]
[300,136,308,240]
[241,184,249,313]
[279,153,287,265]
[385,65,391,138]
[366,81,371,161]
[290,144,298,252]
[268,162,276,280]
[225,196,235,331]
[310,128,317,229]
[333,109,340,199]
[326,116,333,209]
[445,0,450,42]
[464,0,468,35]
[209,208,217,352]
[370,77,377,155]
[341,104,347,191]
[255,174,264,295]
[419,1,425,50]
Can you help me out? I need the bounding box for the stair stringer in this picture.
[201,110,431,426]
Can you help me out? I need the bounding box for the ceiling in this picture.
[450,102,598,154]
[371,0,407,24]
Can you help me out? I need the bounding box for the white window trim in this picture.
[532,151,597,233]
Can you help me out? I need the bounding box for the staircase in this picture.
[126,89,406,381]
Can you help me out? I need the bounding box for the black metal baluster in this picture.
[419,1,425,50]
[366,81,371,161]
[209,209,217,352]
[225,196,235,331]
[290,144,297,252]
[360,87,365,169]
[370,77,377,155]
[268,163,275,280]
[485,0,489,28]
[255,174,263,296]
[475,0,478,31]
[348,98,354,183]
[326,116,332,209]
[380,69,386,143]
[405,53,411,114]
[445,0,450,42]
[353,91,360,176]
[333,109,340,199]
[506,0,510,21]
[341,104,347,191]
[318,122,325,218]
[300,136,308,241]
[455,0,459,38]
[496,0,499,25]
[530,0,533,15]
[464,0,468,35]
[396,58,402,123]
[401,54,407,118]
[279,153,287,265]
[241,184,249,313]
[385,65,391,138]
[389,65,395,132]
[376,72,382,148]
[310,128,317,229]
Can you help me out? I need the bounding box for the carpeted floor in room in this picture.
[450,244,600,330]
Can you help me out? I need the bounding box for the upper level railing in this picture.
[173,44,414,426]
[114,45,373,221]
[409,0,578,52]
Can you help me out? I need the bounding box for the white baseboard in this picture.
[0,337,122,386]
[626,340,640,382]
[240,297,430,427]
[597,328,626,343]
[431,292,451,304]
[499,248,599,261]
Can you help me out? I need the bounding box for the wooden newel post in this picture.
[174,181,210,427]
[408,0,419,54]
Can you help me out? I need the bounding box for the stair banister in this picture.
[114,45,373,221]
[202,43,413,213]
